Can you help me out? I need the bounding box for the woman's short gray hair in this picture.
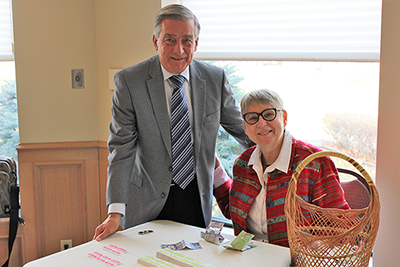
[240,89,285,116]
[153,4,201,39]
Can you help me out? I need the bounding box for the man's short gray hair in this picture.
[153,4,200,38]
[240,89,285,116]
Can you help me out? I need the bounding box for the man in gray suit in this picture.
[94,4,252,241]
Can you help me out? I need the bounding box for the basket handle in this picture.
[291,151,376,189]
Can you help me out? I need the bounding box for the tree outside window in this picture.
[0,62,18,161]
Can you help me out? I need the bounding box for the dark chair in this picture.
[338,168,371,209]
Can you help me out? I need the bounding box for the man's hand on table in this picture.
[93,213,122,241]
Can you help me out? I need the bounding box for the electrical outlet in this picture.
[60,239,73,251]
[71,69,84,89]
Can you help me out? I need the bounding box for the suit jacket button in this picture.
[161,193,166,198]
[169,166,173,172]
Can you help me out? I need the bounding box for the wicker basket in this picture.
[285,151,380,267]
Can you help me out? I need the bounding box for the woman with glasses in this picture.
[215,89,349,247]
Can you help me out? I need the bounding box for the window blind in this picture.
[0,0,13,61]
[178,0,382,62]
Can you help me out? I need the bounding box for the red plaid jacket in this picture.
[214,137,349,247]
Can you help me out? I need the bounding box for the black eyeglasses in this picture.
[242,108,284,125]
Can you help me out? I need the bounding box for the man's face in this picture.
[153,18,199,74]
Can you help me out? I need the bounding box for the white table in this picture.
[24,220,291,267]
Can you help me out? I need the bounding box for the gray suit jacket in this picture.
[106,55,251,229]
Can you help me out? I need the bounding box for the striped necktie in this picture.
[170,75,195,189]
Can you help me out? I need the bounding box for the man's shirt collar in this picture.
[161,65,190,82]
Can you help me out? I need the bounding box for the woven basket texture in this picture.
[285,151,380,267]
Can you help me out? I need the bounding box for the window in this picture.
[0,61,18,160]
[0,0,14,60]
[0,0,18,161]
[211,60,379,220]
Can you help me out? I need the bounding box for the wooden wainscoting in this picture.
[0,218,25,267]
[16,141,108,265]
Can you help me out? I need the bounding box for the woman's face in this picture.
[243,102,288,149]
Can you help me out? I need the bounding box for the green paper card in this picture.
[230,230,255,250]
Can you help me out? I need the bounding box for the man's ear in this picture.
[152,35,159,51]
[194,37,199,52]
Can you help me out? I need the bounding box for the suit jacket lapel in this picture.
[189,61,206,163]
[147,56,172,159]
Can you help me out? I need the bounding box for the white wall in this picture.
[13,0,99,143]
[13,0,160,143]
